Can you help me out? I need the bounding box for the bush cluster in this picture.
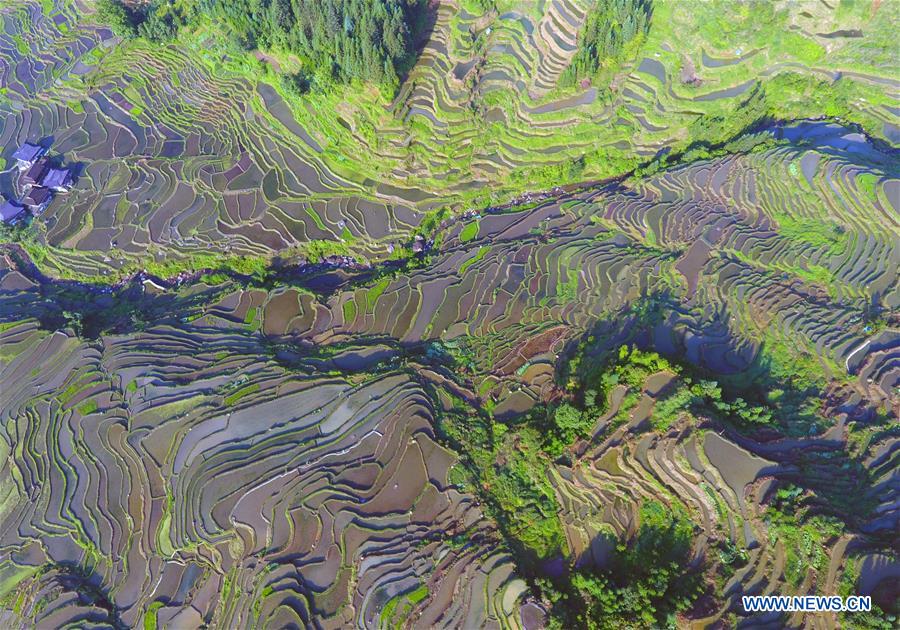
[560,0,653,87]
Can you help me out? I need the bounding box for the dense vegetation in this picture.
[94,0,426,89]
[633,69,889,180]
[551,502,703,628]
[95,0,180,42]
[560,0,653,87]
[439,301,882,626]
[566,344,781,435]
[69,0,899,279]
[441,398,567,561]
[440,343,711,626]
[438,284,831,563]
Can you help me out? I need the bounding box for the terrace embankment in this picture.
[5,121,898,406]
[1,120,898,626]
[0,0,898,626]
[427,337,899,627]
[2,0,898,279]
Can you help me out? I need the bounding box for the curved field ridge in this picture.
[261,128,898,411]
[0,316,525,628]
[0,122,897,626]
[552,370,897,626]
[0,0,897,277]
[0,0,897,627]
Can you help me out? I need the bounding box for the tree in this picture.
[556,501,703,628]
[94,0,136,38]
[137,9,177,42]
[561,0,653,87]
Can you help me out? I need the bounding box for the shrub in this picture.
[555,501,702,628]
[94,0,137,38]
[560,0,652,87]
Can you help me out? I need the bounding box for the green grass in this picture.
[407,584,428,604]
[556,266,579,301]
[224,383,260,406]
[856,172,879,203]
[727,248,852,302]
[770,213,851,257]
[298,240,350,262]
[58,378,91,405]
[766,497,844,587]
[459,246,489,275]
[9,0,897,286]
[13,35,28,56]
[143,601,164,630]
[342,299,357,324]
[773,30,826,64]
[366,278,391,311]
[77,399,99,415]
[0,321,22,334]
[793,263,840,290]
[459,221,479,243]
[379,595,400,627]
[378,583,429,628]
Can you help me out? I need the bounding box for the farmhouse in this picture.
[22,157,49,186]
[11,142,46,169]
[43,166,73,192]
[5,138,77,219]
[0,199,24,223]
[23,186,51,213]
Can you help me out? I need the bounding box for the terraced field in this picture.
[1,119,897,626]
[0,0,898,628]
[0,0,897,278]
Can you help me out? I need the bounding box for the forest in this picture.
[560,0,653,86]
[95,0,426,89]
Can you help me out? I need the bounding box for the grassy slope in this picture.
[1,0,898,281]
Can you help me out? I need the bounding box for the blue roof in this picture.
[12,142,44,163]
[0,200,23,221]
[43,167,71,189]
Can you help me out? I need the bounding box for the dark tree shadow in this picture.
[28,562,127,629]
[396,0,440,84]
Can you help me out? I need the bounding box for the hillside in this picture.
[0,0,897,278]
[0,1,897,628]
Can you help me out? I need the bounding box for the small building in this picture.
[43,167,72,192]
[23,186,51,213]
[12,142,46,170]
[0,199,24,223]
[22,157,49,187]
